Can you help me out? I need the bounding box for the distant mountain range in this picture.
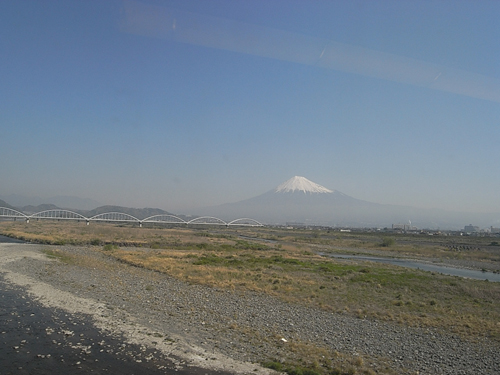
[2,177,499,229]
[0,198,175,221]
[192,176,500,229]
[80,205,174,220]
[0,194,101,211]
[0,199,17,210]
[21,204,60,214]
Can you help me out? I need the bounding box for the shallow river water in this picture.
[321,253,500,282]
[0,275,236,375]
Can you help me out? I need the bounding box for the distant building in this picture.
[464,224,480,233]
[491,226,500,234]
[286,222,305,228]
[392,224,417,231]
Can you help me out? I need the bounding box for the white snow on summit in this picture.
[275,176,333,194]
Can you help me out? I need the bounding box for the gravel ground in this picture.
[0,276,235,375]
[1,244,499,375]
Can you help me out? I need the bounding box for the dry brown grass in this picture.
[243,227,500,264]
[111,245,500,340]
[2,220,500,342]
[0,220,230,247]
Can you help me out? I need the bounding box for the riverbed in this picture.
[1,243,499,374]
[321,253,500,282]
[0,275,222,375]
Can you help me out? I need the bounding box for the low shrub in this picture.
[103,244,118,251]
[380,237,395,247]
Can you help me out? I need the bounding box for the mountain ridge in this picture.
[0,199,175,221]
[0,194,101,211]
[192,177,500,229]
[82,206,173,220]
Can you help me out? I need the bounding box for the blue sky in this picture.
[1,0,499,213]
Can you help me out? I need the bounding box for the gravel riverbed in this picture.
[1,244,499,374]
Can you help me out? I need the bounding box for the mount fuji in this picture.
[193,176,402,227]
[192,176,500,229]
[274,176,334,194]
[232,176,393,226]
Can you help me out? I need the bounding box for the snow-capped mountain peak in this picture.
[275,176,333,194]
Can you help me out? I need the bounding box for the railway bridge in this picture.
[0,207,263,227]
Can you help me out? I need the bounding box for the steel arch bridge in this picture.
[0,207,264,227]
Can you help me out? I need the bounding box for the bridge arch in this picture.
[227,218,264,227]
[187,216,228,226]
[89,212,140,223]
[143,214,187,224]
[0,207,29,219]
[30,209,88,221]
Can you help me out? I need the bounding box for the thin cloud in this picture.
[120,0,500,104]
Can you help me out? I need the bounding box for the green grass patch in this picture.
[262,361,322,375]
[42,248,73,264]
[102,244,119,251]
[380,237,395,247]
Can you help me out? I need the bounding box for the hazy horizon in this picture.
[2,1,499,214]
